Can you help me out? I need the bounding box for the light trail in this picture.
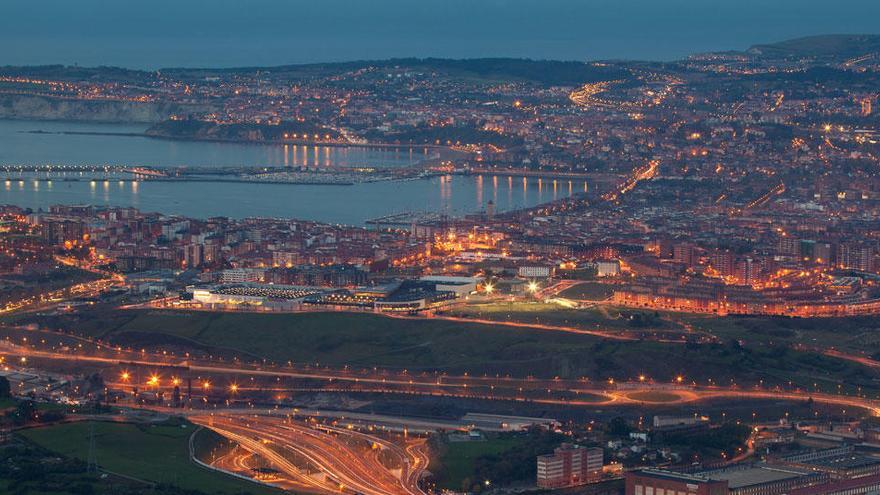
[602,159,660,202]
[194,414,428,495]
[8,339,880,417]
[388,313,642,341]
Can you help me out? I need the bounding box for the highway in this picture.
[4,336,880,416]
[192,413,428,495]
[5,326,880,494]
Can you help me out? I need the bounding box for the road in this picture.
[193,413,428,495]
[0,255,123,316]
[5,337,880,416]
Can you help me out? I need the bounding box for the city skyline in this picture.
[2,3,880,494]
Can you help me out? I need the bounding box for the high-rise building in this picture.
[709,250,735,278]
[837,243,874,272]
[183,243,203,268]
[736,257,757,285]
[673,243,697,266]
[537,444,603,489]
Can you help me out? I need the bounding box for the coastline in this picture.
[13,121,458,155]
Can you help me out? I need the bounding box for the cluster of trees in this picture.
[0,375,10,399]
[431,427,567,494]
[660,423,752,459]
[4,398,66,425]
[625,311,664,328]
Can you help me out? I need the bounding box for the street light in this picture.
[527,281,539,293]
[483,283,494,294]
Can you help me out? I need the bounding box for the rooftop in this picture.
[700,465,813,489]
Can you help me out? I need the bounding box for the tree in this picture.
[0,376,11,399]
[11,400,36,425]
[607,417,632,436]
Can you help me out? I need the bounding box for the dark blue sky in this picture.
[2,0,878,68]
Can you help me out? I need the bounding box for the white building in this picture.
[517,265,554,279]
[596,260,621,277]
[220,268,265,284]
[419,276,481,296]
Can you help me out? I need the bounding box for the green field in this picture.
[558,282,615,301]
[627,391,683,403]
[676,313,880,357]
[19,420,278,495]
[16,306,880,394]
[434,436,527,490]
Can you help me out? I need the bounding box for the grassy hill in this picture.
[748,34,880,59]
[15,307,880,394]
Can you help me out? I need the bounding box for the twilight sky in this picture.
[2,0,878,68]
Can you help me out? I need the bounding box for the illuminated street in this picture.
[3,332,879,417]
[192,413,429,495]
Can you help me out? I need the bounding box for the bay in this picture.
[0,120,581,225]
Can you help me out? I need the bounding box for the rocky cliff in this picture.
[0,94,214,123]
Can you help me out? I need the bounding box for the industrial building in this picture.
[626,469,728,495]
[697,464,828,495]
[307,276,480,312]
[775,446,880,480]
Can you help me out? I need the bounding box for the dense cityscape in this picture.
[2,10,880,495]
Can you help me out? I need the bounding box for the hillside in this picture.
[748,34,880,59]
[162,57,629,86]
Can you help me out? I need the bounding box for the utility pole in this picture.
[86,421,96,473]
